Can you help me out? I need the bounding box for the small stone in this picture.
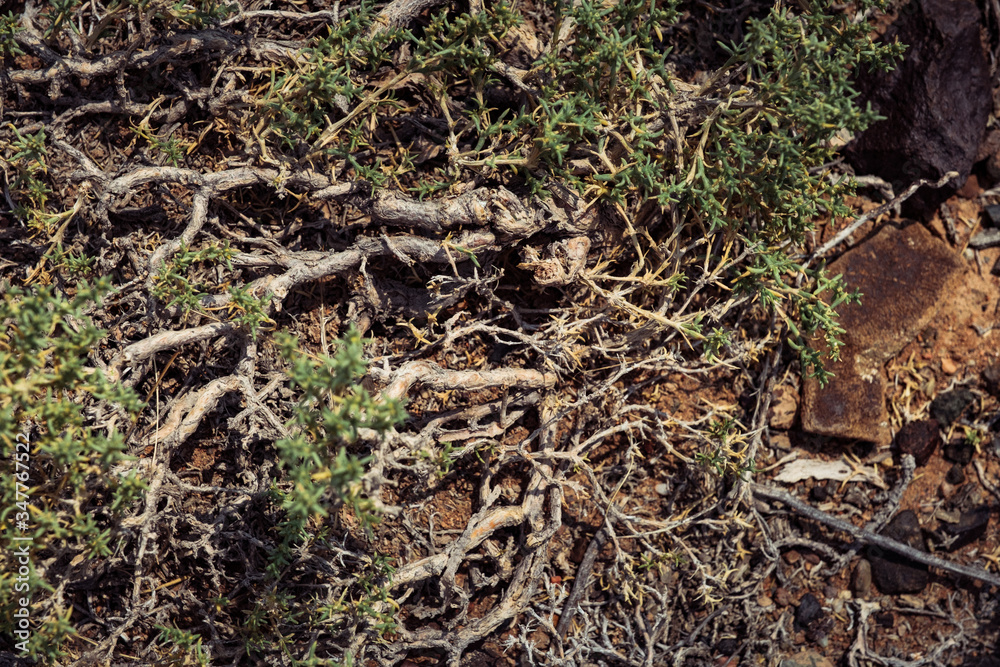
[775,587,792,607]
[803,552,821,565]
[985,204,1000,227]
[784,550,801,564]
[945,462,966,485]
[852,559,873,597]
[895,419,941,467]
[869,510,930,594]
[780,652,834,667]
[983,364,1000,398]
[939,505,991,551]
[941,357,958,375]
[935,508,961,523]
[768,385,799,430]
[810,484,829,502]
[794,593,824,631]
[654,483,670,496]
[771,432,793,451]
[717,638,740,655]
[930,388,975,426]
[844,488,870,509]
[757,595,773,608]
[943,441,975,466]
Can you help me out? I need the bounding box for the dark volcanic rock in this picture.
[810,483,829,502]
[940,505,991,551]
[716,638,739,656]
[869,510,929,594]
[845,0,991,219]
[945,463,966,485]
[895,419,941,467]
[944,441,975,466]
[985,205,1000,228]
[794,593,824,631]
[930,388,975,426]
[851,559,872,598]
[983,363,1000,399]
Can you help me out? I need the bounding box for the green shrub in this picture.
[242,326,405,663]
[0,279,145,661]
[260,0,902,383]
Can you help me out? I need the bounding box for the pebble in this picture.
[784,550,801,564]
[654,483,670,496]
[780,651,834,667]
[945,463,966,484]
[793,593,824,630]
[844,488,870,509]
[930,388,975,426]
[717,638,740,655]
[943,441,975,465]
[939,505,991,551]
[894,419,941,467]
[869,510,930,594]
[757,595,774,608]
[941,357,958,374]
[775,587,792,607]
[983,363,1000,398]
[852,559,873,598]
[810,484,829,502]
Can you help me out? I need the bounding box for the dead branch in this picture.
[751,483,1000,589]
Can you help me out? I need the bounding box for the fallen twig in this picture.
[750,483,1000,589]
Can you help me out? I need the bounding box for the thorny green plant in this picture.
[131,119,187,167]
[153,625,210,667]
[271,324,406,567]
[260,0,902,390]
[1,0,912,661]
[151,241,235,312]
[0,280,146,662]
[0,11,24,56]
[44,0,83,38]
[4,127,59,232]
[694,416,757,477]
[48,244,96,278]
[240,326,404,663]
[419,440,460,478]
[150,242,274,337]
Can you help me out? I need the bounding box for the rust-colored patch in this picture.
[802,223,964,444]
